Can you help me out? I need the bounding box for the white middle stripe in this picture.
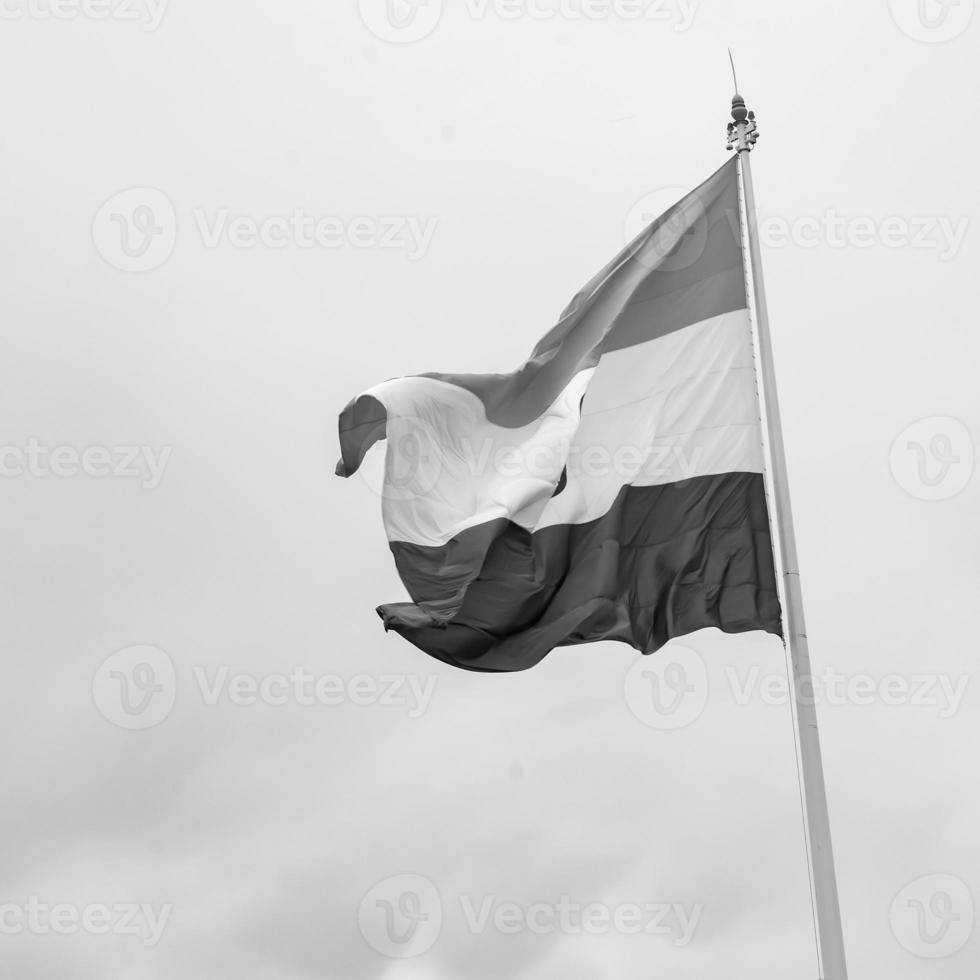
[368,308,762,546]
[534,308,764,530]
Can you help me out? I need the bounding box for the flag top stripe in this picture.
[337,159,744,478]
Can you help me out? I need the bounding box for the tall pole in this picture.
[727,93,849,980]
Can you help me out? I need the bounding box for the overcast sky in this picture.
[1,1,978,977]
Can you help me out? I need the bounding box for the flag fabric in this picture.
[336,158,782,672]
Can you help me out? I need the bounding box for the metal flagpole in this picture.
[727,93,849,980]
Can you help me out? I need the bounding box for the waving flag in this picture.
[337,158,781,671]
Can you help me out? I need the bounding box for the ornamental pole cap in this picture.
[725,92,759,152]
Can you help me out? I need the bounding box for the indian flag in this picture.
[336,158,781,671]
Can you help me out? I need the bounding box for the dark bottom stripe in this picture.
[379,472,782,672]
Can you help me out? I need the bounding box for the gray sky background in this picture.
[1,1,978,977]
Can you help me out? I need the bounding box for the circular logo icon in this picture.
[889,0,974,42]
[92,644,177,730]
[890,873,974,958]
[624,644,708,730]
[358,0,444,43]
[623,186,709,273]
[358,874,442,958]
[355,414,444,504]
[889,416,973,501]
[92,187,177,272]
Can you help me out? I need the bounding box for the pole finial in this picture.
[725,50,759,151]
[726,88,759,152]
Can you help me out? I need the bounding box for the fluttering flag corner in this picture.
[337,157,782,672]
